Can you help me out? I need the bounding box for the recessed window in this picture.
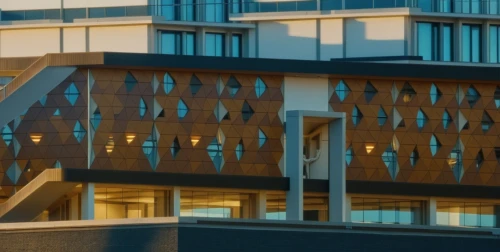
[125,72,137,92]
[410,147,419,167]
[73,121,86,143]
[378,107,387,126]
[163,73,176,94]
[430,83,442,105]
[159,31,195,55]
[382,144,398,180]
[401,82,416,103]
[430,134,441,157]
[443,110,453,130]
[495,86,500,108]
[255,77,267,98]
[242,101,254,123]
[481,111,494,133]
[190,74,202,96]
[236,140,244,161]
[178,99,189,120]
[207,138,223,172]
[258,128,267,148]
[352,105,363,127]
[91,109,102,130]
[171,137,180,159]
[476,149,484,170]
[364,81,377,103]
[489,25,500,63]
[205,33,225,57]
[417,22,453,61]
[227,76,241,97]
[466,85,480,108]
[462,24,482,63]
[346,146,353,166]
[335,80,350,102]
[232,34,242,58]
[64,82,80,106]
[417,109,428,130]
[1,126,13,146]
[448,146,463,182]
[139,98,147,119]
[205,0,226,22]
[142,135,158,169]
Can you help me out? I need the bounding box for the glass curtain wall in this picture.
[351,197,426,224]
[159,31,196,55]
[417,22,453,61]
[437,201,500,228]
[462,24,482,62]
[180,191,255,218]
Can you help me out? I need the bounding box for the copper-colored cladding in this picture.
[0,68,284,196]
[330,78,500,186]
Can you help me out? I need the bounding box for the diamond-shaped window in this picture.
[215,101,230,122]
[242,101,254,123]
[430,83,442,105]
[410,147,419,167]
[227,76,241,98]
[255,77,267,98]
[7,162,21,184]
[400,82,416,103]
[417,109,428,130]
[430,134,441,156]
[466,85,480,108]
[164,73,176,94]
[476,149,484,170]
[258,128,267,148]
[73,121,86,143]
[178,99,189,119]
[346,146,353,166]
[236,139,244,161]
[40,95,47,106]
[335,80,350,102]
[352,105,363,126]
[448,142,463,183]
[190,74,202,96]
[377,107,387,126]
[443,110,452,130]
[125,72,137,92]
[481,111,494,133]
[171,137,180,159]
[91,109,101,130]
[207,138,223,172]
[142,134,158,170]
[53,109,61,116]
[64,82,79,106]
[495,86,500,108]
[1,125,13,146]
[139,97,147,119]
[382,144,398,180]
[364,81,377,103]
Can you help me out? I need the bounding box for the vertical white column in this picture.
[170,187,181,217]
[286,111,303,221]
[329,116,346,223]
[81,183,95,220]
[428,197,437,226]
[256,191,267,219]
[196,27,206,56]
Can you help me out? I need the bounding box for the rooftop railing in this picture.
[1,0,500,23]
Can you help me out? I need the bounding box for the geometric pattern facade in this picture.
[330,79,500,186]
[0,69,284,197]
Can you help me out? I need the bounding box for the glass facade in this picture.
[417,22,453,61]
[437,201,500,227]
[206,33,225,57]
[351,197,426,225]
[160,31,196,56]
[490,25,500,63]
[462,24,482,63]
[232,34,242,58]
[180,190,255,218]
[266,194,286,220]
[206,0,226,22]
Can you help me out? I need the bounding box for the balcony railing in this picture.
[1,1,500,24]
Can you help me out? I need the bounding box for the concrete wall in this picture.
[63,0,149,8]
[345,17,406,58]
[63,28,86,53]
[0,0,148,10]
[0,28,61,57]
[284,76,329,114]
[258,20,317,60]
[320,19,343,60]
[89,25,149,53]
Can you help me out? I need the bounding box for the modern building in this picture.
[0,0,499,241]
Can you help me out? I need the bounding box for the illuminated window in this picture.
[401,82,416,103]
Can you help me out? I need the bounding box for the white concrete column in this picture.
[483,20,490,63]
[286,111,304,221]
[345,194,352,222]
[170,187,181,217]
[81,183,95,220]
[428,197,437,226]
[328,116,346,223]
[196,27,205,56]
[256,191,267,219]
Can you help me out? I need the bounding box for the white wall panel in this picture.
[284,76,329,113]
[63,0,149,8]
[89,25,149,53]
[63,28,86,53]
[320,19,343,60]
[0,28,60,57]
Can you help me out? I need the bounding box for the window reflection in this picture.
[351,197,425,225]
[232,34,242,57]
[490,25,500,63]
[437,201,500,228]
[181,191,255,218]
[462,24,482,63]
[160,30,196,56]
[206,33,225,57]
[417,22,453,61]
[266,194,286,220]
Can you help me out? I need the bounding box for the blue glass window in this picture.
[401,82,416,103]
[39,95,47,106]
[382,145,398,180]
[430,83,442,105]
[430,134,441,156]
[205,0,225,22]
[462,24,482,63]
[345,0,372,9]
[335,80,350,102]
[232,34,242,58]
[489,25,500,63]
[64,82,80,106]
[139,98,147,119]
[1,126,13,146]
[207,138,223,171]
[125,72,137,92]
[53,160,62,169]
[466,85,480,108]
[410,148,419,167]
[63,8,86,22]
[91,109,101,130]
[53,109,61,116]
[417,22,453,61]
[171,137,180,159]
[164,73,176,94]
[495,87,500,108]
[258,129,267,148]
[364,81,377,103]
[236,140,244,161]
[346,146,353,166]
[178,99,189,119]
[73,121,86,143]
[351,198,425,225]
[443,110,453,130]
[481,111,494,133]
[206,33,225,57]
[227,76,241,97]
[378,107,387,126]
[255,77,267,98]
[142,135,158,168]
[352,106,363,127]
[417,109,428,130]
[476,149,484,170]
[160,31,195,55]
[190,75,202,95]
[242,101,254,123]
[160,0,195,21]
